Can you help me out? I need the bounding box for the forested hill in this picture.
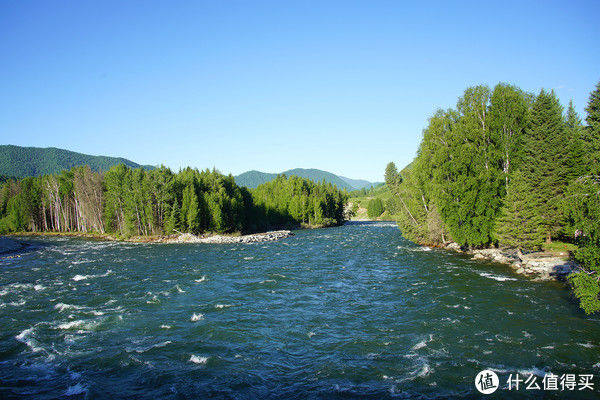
[234,170,278,189]
[235,168,380,191]
[0,145,154,178]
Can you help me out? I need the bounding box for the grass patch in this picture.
[543,241,578,253]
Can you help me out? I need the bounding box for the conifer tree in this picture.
[495,170,544,250]
[565,99,586,180]
[583,82,600,173]
[522,90,569,242]
[180,184,193,232]
[187,191,200,234]
[384,162,401,189]
[165,198,180,234]
[564,83,600,314]
[564,175,600,314]
[181,184,200,233]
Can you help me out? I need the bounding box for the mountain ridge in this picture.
[235,168,381,191]
[0,145,381,191]
[0,145,155,178]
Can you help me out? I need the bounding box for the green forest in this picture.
[0,165,347,238]
[251,175,348,228]
[387,82,600,314]
[0,145,153,178]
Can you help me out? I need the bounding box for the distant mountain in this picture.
[281,168,354,191]
[0,145,154,178]
[234,170,278,189]
[234,168,380,191]
[339,176,383,190]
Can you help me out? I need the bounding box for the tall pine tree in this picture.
[565,99,586,180]
[165,198,180,234]
[495,170,544,251]
[384,162,401,188]
[583,81,600,173]
[522,90,569,242]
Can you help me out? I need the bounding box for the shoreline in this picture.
[441,242,577,281]
[3,229,295,245]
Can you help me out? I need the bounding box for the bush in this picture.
[367,198,384,218]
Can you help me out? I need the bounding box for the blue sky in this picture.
[1,1,598,182]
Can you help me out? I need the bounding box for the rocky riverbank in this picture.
[5,230,295,245]
[159,230,294,244]
[444,242,577,281]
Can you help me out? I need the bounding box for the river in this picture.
[1,221,599,398]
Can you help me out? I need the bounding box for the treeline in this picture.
[387,82,600,313]
[0,165,348,237]
[348,184,384,198]
[251,174,347,228]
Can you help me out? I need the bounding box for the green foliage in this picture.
[488,83,529,187]
[565,100,586,180]
[567,174,600,313]
[181,184,200,234]
[0,194,26,233]
[347,183,402,220]
[165,198,180,234]
[394,161,449,245]
[348,183,385,198]
[391,81,597,313]
[251,174,347,228]
[561,85,600,314]
[495,170,544,251]
[367,198,384,218]
[0,145,153,179]
[392,83,594,252]
[384,162,401,188]
[564,176,600,272]
[0,163,347,237]
[568,271,600,315]
[521,90,571,241]
[574,247,600,271]
[583,82,600,174]
[412,85,504,247]
[563,174,600,246]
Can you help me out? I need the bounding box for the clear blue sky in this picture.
[1,1,599,182]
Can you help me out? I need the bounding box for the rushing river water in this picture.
[1,222,599,399]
